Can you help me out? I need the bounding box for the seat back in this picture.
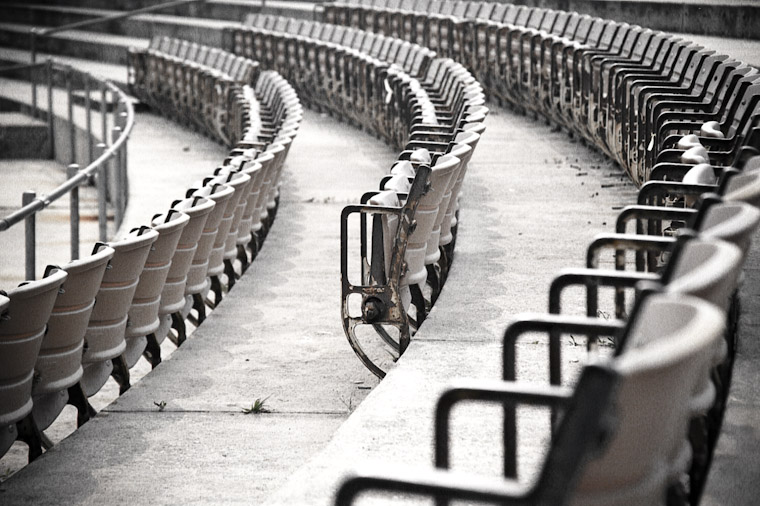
[402,154,460,287]
[32,248,114,430]
[81,228,158,397]
[184,183,234,295]
[666,238,744,312]
[699,200,760,255]
[160,196,215,316]
[204,172,251,277]
[123,211,190,367]
[574,294,724,504]
[0,268,68,427]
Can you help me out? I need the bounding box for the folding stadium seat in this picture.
[336,293,725,506]
[211,166,258,285]
[31,247,114,433]
[121,210,189,380]
[0,267,67,461]
[137,196,213,365]
[80,227,158,398]
[179,181,235,319]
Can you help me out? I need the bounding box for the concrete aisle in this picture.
[265,106,638,504]
[0,108,394,504]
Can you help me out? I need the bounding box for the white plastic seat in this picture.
[335,294,725,506]
[183,183,234,299]
[204,172,250,285]
[233,160,265,250]
[81,228,158,397]
[424,143,471,267]
[0,267,67,459]
[244,151,275,237]
[439,128,483,248]
[402,154,460,288]
[123,210,189,368]
[700,201,760,255]
[575,295,724,505]
[32,247,114,431]
[152,196,215,350]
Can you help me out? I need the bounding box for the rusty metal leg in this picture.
[111,354,131,395]
[67,383,97,427]
[209,275,223,307]
[192,293,206,324]
[410,283,427,328]
[248,231,259,260]
[144,333,162,368]
[15,414,43,462]
[426,263,441,304]
[237,244,250,272]
[171,311,187,346]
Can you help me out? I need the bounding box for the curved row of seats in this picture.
[324,1,760,504]
[323,0,759,187]
[223,15,487,377]
[0,56,302,463]
[336,132,760,505]
[128,37,261,147]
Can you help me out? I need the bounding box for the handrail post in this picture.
[101,81,108,143]
[46,58,55,160]
[96,142,108,242]
[85,74,94,164]
[68,164,81,261]
[30,29,38,117]
[66,66,76,164]
[23,191,37,281]
[112,125,124,229]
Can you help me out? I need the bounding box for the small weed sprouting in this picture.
[154,400,167,411]
[242,396,271,414]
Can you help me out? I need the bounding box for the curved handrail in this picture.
[0,59,134,279]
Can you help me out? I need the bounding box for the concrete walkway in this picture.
[0,108,392,503]
[1,102,640,503]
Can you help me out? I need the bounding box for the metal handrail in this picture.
[0,60,135,280]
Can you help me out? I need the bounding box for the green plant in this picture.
[242,396,271,414]
[154,400,167,411]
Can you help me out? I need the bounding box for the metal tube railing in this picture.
[0,60,135,279]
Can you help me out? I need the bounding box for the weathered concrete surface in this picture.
[265,106,633,505]
[702,227,760,506]
[0,108,393,504]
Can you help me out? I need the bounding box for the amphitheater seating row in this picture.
[323,0,760,503]
[323,0,760,187]
[223,15,487,378]
[336,151,760,504]
[0,58,302,463]
[128,37,261,147]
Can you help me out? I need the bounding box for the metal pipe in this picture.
[46,58,55,160]
[68,164,80,261]
[30,30,38,117]
[96,142,108,242]
[0,72,134,235]
[112,126,124,229]
[101,81,108,143]
[66,66,76,164]
[23,191,37,281]
[85,74,94,164]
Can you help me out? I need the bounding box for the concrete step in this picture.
[0,21,148,66]
[0,112,51,159]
